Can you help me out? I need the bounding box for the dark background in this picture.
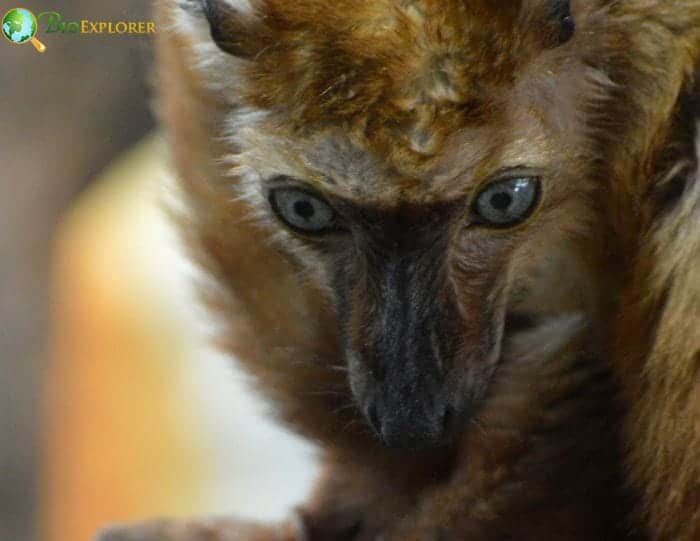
[0,2,155,539]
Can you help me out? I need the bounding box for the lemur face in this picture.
[189,0,612,448]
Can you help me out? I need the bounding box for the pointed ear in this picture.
[200,0,270,58]
[544,0,575,48]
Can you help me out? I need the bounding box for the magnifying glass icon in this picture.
[2,8,47,53]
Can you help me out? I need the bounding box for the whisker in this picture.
[306,390,347,397]
[339,418,363,435]
[288,358,324,368]
[307,381,349,391]
[330,403,358,416]
[326,365,348,373]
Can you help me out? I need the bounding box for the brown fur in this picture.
[97,1,699,540]
[568,3,700,539]
[612,64,700,541]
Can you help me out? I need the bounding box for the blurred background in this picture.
[0,2,316,541]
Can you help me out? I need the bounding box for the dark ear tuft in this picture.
[545,0,575,48]
[200,0,268,58]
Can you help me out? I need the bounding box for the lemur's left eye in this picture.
[269,187,337,234]
[472,177,541,227]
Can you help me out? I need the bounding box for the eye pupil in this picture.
[294,200,315,219]
[490,192,512,211]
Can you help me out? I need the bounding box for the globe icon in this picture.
[2,7,46,52]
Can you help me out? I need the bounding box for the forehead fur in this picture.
[233,0,562,168]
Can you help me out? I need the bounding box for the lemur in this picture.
[98,1,700,539]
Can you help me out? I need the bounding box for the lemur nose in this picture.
[364,394,457,449]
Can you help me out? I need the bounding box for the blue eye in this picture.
[269,187,337,233]
[472,177,541,227]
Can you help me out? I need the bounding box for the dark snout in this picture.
[358,307,467,449]
[351,240,467,449]
[362,286,462,449]
[335,204,479,449]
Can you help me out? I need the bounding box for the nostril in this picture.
[366,403,381,434]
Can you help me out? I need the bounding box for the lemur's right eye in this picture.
[269,187,337,234]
